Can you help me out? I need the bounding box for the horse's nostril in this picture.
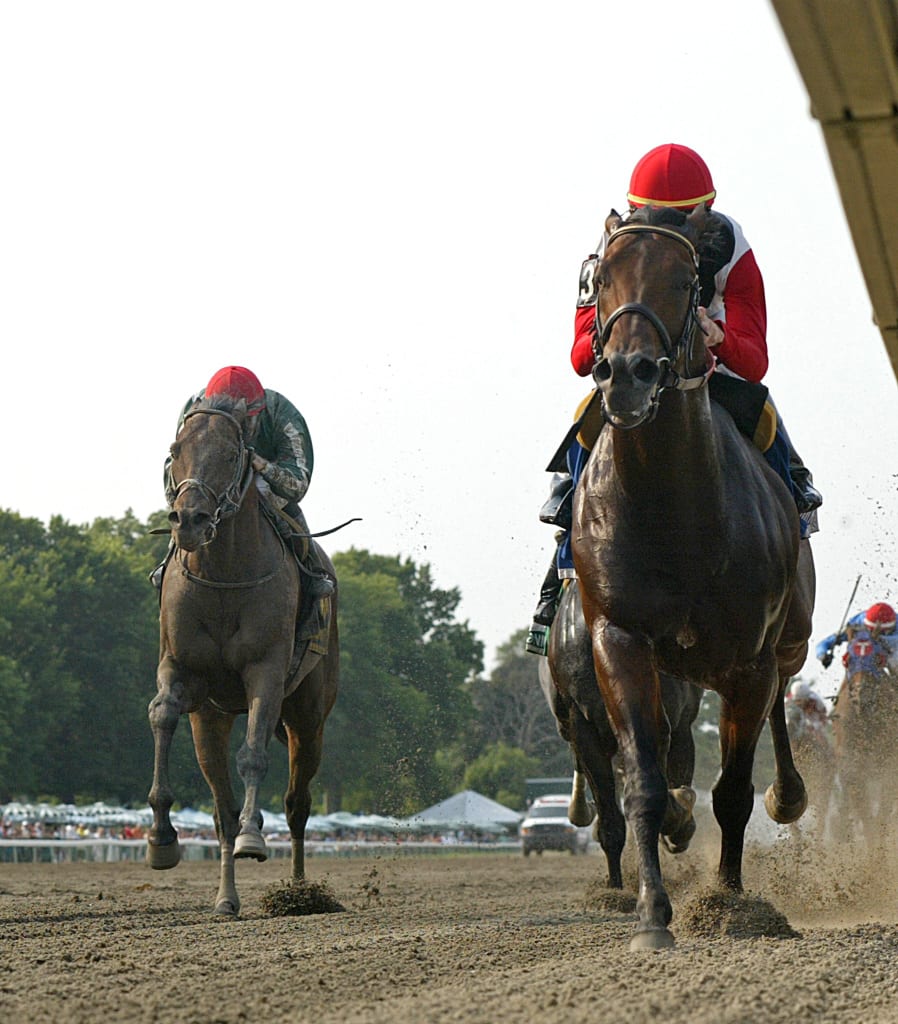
[168,511,179,526]
[593,359,611,383]
[633,358,660,385]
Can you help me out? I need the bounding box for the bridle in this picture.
[167,407,255,539]
[592,223,713,428]
[167,406,286,590]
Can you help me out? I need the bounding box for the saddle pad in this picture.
[752,400,777,453]
[575,389,605,451]
[298,594,331,654]
[563,374,777,462]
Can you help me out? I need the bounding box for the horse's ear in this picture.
[686,203,710,232]
[605,208,623,234]
[231,397,254,435]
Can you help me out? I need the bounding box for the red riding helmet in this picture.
[627,143,716,210]
[205,366,266,416]
[863,602,897,633]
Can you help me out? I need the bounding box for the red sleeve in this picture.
[711,248,768,382]
[571,305,598,376]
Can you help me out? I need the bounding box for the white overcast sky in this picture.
[3,1,897,683]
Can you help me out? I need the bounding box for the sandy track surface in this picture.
[3,825,898,1024]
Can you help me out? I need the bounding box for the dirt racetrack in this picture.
[5,823,898,1024]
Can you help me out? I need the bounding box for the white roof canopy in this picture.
[772,0,898,380]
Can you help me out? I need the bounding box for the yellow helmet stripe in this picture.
[627,189,717,208]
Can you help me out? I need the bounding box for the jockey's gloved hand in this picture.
[820,651,833,668]
[697,306,724,349]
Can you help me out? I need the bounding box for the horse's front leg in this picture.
[146,654,188,870]
[591,622,673,949]
[189,702,241,915]
[234,665,285,861]
[715,658,780,890]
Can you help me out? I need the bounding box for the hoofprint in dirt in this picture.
[2,833,898,1024]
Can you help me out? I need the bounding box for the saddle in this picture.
[549,374,777,469]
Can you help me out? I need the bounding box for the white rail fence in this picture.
[0,837,522,864]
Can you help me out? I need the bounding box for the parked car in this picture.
[519,794,590,856]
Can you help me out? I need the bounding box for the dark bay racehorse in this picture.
[572,206,815,948]
[540,580,702,888]
[147,394,338,916]
[831,635,898,840]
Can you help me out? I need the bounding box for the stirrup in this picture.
[149,563,165,591]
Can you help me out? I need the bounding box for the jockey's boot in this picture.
[525,558,563,656]
[779,417,823,514]
[526,476,575,656]
[148,540,175,604]
[539,472,574,529]
[302,540,335,599]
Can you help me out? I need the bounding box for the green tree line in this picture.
[1,507,784,817]
[0,509,577,815]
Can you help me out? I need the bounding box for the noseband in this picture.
[593,224,712,428]
[167,407,255,543]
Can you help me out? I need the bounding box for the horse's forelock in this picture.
[179,393,252,448]
[201,392,239,415]
[626,206,687,230]
[196,392,251,428]
[625,205,727,268]
[624,206,694,249]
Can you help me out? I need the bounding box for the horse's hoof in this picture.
[146,839,181,870]
[213,899,239,918]
[671,786,697,813]
[661,815,696,854]
[568,800,595,829]
[661,787,697,852]
[630,927,675,951]
[234,831,268,861]
[764,783,808,825]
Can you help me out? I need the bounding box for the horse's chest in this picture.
[171,621,285,708]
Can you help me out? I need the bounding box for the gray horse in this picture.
[146,393,338,916]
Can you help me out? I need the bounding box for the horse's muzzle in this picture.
[168,507,216,551]
[594,352,661,427]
